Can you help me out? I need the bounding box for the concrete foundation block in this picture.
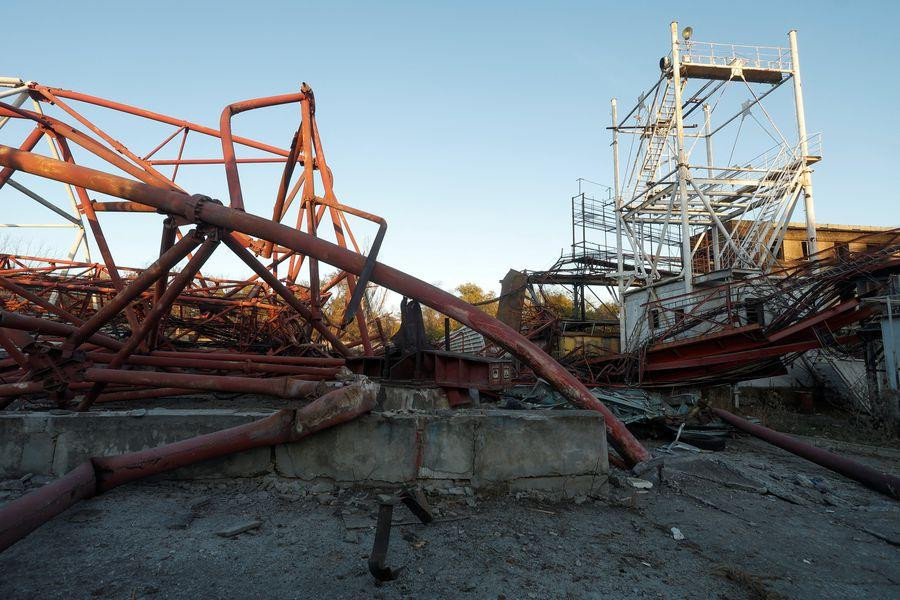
[473,410,607,482]
[418,413,476,479]
[0,414,52,477]
[0,408,608,495]
[17,434,56,476]
[0,432,54,478]
[275,413,418,483]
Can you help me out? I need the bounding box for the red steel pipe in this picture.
[712,408,900,500]
[0,310,122,351]
[0,381,43,398]
[0,144,651,466]
[146,350,344,367]
[0,126,44,189]
[219,92,306,210]
[84,352,341,377]
[84,367,331,398]
[0,327,28,368]
[0,381,378,552]
[40,87,298,159]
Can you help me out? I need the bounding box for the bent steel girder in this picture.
[0,144,651,466]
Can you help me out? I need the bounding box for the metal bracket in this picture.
[367,488,433,582]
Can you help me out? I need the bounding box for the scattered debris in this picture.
[626,477,653,490]
[216,520,262,538]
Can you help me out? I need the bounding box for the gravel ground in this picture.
[0,436,897,599]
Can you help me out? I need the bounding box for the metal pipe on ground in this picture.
[0,145,651,467]
[712,408,900,500]
[0,381,43,398]
[0,380,378,552]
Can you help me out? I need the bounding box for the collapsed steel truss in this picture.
[0,79,651,465]
[564,231,900,387]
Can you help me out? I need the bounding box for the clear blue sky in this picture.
[3,0,897,295]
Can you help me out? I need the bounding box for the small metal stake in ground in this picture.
[368,488,433,581]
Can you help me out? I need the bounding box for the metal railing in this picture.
[680,40,793,72]
[693,133,822,177]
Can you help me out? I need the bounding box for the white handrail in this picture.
[680,40,793,72]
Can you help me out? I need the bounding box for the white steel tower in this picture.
[611,22,820,302]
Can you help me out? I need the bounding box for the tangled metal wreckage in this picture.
[0,75,655,550]
[0,22,898,555]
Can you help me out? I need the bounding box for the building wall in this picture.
[692,222,894,273]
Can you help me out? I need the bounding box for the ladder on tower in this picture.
[636,82,678,193]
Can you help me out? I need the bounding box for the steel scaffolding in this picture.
[610,21,821,343]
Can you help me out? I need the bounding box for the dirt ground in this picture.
[0,435,897,599]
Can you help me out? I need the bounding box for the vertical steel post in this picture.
[885,297,899,391]
[148,217,178,350]
[703,103,721,271]
[789,29,818,258]
[612,98,626,349]
[671,21,693,293]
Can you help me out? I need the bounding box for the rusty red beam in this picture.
[0,310,122,351]
[220,92,306,211]
[0,126,44,189]
[646,335,860,371]
[84,352,341,377]
[40,86,298,159]
[146,350,344,367]
[83,367,331,397]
